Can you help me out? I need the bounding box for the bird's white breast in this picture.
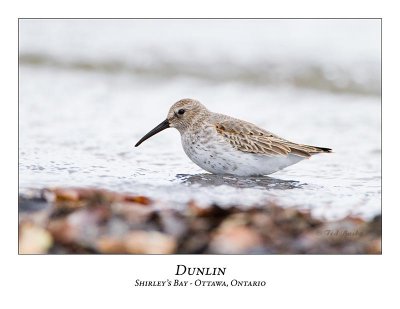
[180,128,305,176]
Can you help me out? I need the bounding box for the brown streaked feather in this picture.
[215,119,331,158]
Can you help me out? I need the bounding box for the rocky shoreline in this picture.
[18,188,381,254]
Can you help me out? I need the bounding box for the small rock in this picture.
[19,222,53,254]
[123,195,152,205]
[209,226,263,254]
[124,231,177,254]
[96,236,126,254]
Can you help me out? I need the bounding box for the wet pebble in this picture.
[19,222,53,254]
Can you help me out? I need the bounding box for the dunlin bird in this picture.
[135,99,331,176]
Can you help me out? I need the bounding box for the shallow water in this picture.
[19,19,381,220]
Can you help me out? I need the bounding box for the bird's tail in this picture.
[314,146,332,153]
[314,146,332,152]
[288,144,333,157]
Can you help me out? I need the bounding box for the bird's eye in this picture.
[178,109,185,115]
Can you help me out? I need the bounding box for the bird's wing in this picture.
[215,119,329,157]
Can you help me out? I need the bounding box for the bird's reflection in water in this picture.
[175,173,305,190]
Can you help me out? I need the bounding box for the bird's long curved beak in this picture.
[135,119,170,147]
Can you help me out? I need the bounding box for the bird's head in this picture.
[135,98,208,147]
